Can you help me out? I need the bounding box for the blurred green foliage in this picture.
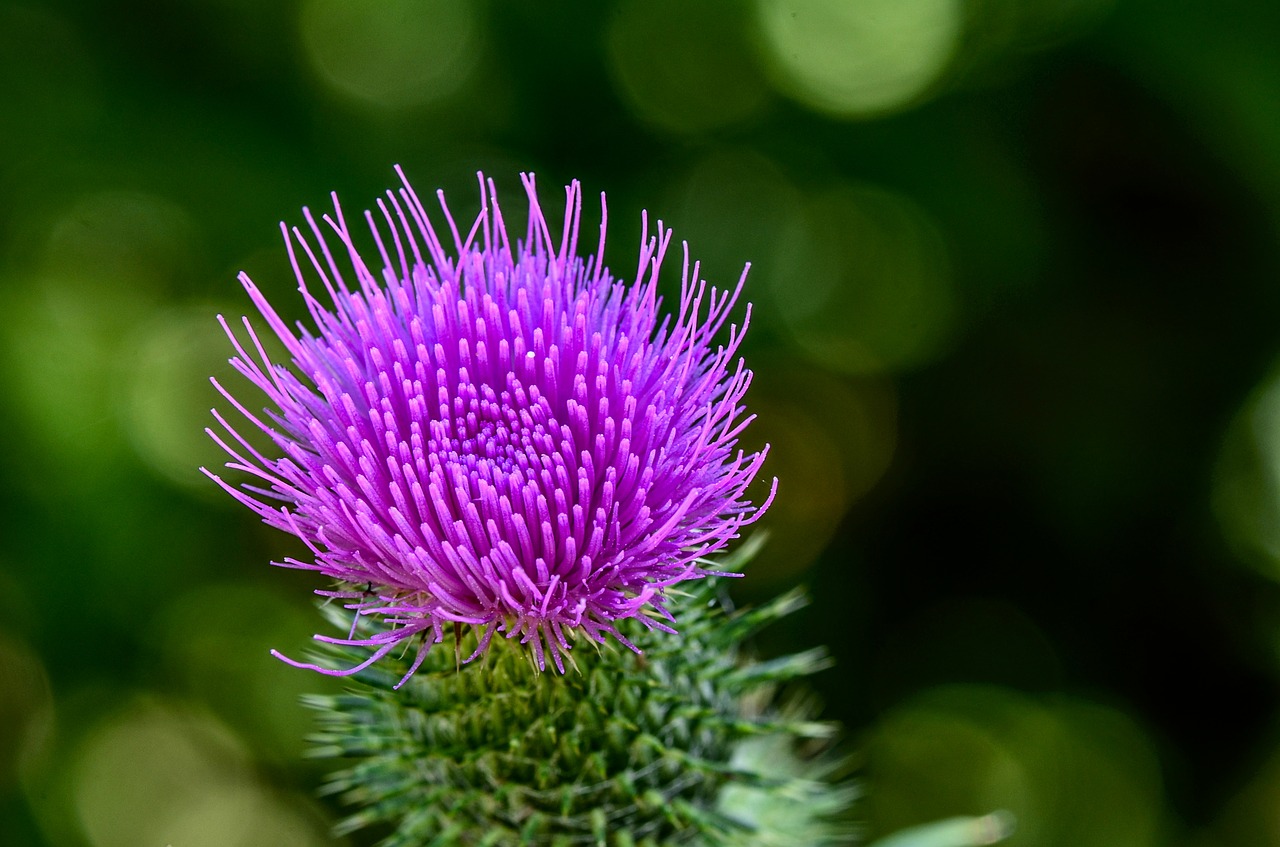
[2,0,1280,844]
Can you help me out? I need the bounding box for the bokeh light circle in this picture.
[70,701,328,847]
[746,364,897,584]
[0,277,148,472]
[0,634,54,791]
[300,0,480,109]
[1212,365,1280,582]
[753,0,962,118]
[42,191,196,293]
[668,148,805,288]
[149,583,340,762]
[124,305,264,493]
[0,190,198,476]
[867,686,1163,847]
[770,182,957,375]
[607,0,772,134]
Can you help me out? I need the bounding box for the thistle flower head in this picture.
[205,168,773,679]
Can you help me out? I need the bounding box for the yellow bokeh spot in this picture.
[754,0,962,118]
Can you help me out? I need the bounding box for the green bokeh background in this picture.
[3,1,1280,845]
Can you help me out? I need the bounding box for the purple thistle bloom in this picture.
[205,168,773,681]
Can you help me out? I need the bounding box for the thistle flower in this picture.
[205,168,775,681]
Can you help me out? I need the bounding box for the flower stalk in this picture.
[303,554,855,845]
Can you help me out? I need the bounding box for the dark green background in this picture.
[3,1,1280,845]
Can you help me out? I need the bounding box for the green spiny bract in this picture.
[302,573,856,846]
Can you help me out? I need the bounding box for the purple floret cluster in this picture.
[205,169,773,680]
